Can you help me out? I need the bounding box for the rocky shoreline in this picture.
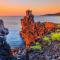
[14,40,60,60]
[0,13,60,60]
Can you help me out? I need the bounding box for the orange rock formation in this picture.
[20,10,55,48]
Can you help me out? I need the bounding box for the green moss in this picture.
[51,33,60,40]
[43,36,51,42]
[30,42,41,49]
[43,31,60,42]
[30,30,60,49]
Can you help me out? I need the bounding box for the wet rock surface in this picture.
[30,41,60,60]
[16,41,60,60]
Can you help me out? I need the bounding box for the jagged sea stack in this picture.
[20,10,56,48]
[20,10,35,48]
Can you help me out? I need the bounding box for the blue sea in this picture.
[0,16,60,49]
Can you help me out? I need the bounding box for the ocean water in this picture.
[0,16,60,49]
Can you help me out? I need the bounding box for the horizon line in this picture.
[0,12,60,16]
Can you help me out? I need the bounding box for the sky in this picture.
[0,0,60,16]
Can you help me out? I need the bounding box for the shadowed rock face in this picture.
[0,19,16,60]
[0,19,9,36]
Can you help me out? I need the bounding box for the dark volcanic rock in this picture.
[29,41,60,60]
[0,19,16,60]
[15,40,60,60]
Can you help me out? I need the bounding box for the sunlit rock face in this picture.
[20,10,35,48]
[20,10,56,48]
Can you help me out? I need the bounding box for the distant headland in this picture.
[43,12,60,16]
